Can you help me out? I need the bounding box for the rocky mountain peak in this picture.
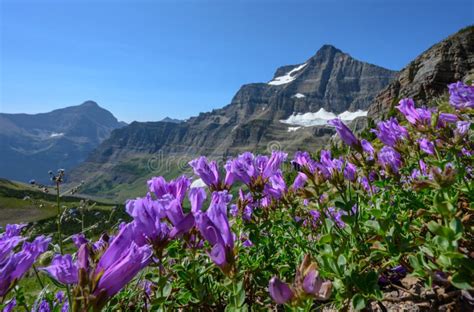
[79,100,99,108]
[368,26,474,120]
[313,44,343,59]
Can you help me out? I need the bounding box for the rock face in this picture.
[71,45,396,199]
[0,101,126,183]
[368,26,474,120]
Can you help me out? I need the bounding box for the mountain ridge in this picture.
[368,25,474,119]
[71,44,397,200]
[0,101,126,183]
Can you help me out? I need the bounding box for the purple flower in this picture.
[0,235,51,297]
[189,156,230,189]
[37,299,51,312]
[326,207,346,228]
[361,139,375,158]
[242,238,253,248]
[378,265,407,286]
[147,175,190,203]
[126,194,171,245]
[318,150,343,179]
[41,254,78,285]
[292,151,317,173]
[343,162,357,181]
[292,172,308,190]
[455,121,470,137]
[378,146,402,174]
[227,151,287,204]
[418,138,435,155]
[61,302,69,312]
[448,81,474,110]
[189,187,207,214]
[93,223,153,305]
[226,152,255,185]
[269,277,294,304]
[396,98,431,125]
[371,118,409,146]
[328,119,360,149]
[358,174,379,194]
[55,291,65,303]
[302,269,333,300]
[2,298,16,312]
[437,113,459,128]
[195,191,235,273]
[71,233,89,249]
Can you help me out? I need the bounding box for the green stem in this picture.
[56,182,63,254]
[32,265,45,289]
[55,181,72,308]
[13,288,29,311]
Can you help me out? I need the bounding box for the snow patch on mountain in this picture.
[50,132,64,138]
[293,93,306,98]
[287,127,301,132]
[268,63,307,86]
[280,109,367,127]
[337,110,367,120]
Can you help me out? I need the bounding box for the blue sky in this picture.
[1,0,472,123]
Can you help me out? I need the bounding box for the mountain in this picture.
[72,45,396,200]
[160,117,183,124]
[0,101,126,183]
[368,26,474,120]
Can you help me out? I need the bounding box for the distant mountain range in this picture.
[70,44,397,200]
[0,101,125,183]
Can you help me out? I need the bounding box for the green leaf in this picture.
[337,254,347,269]
[352,294,366,310]
[427,221,441,235]
[451,273,473,290]
[365,220,380,232]
[449,218,463,239]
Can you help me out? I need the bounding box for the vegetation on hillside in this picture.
[1,81,473,311]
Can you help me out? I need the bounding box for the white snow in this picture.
[190,178,207,188]
[293,93,306,98]
[287,127,301,132]
[268,63,307,86]
[50,132,64,138]
[337,109,367,120]
[280,108,367,127]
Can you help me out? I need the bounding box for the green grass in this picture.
[0,178,117,226]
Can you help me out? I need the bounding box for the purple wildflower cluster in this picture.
[0,81,472,309]
[0,224,50,298]
[269,255,332,304]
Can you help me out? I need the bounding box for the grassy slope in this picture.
[0,178,116,226]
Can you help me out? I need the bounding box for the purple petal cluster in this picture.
[378,146,402,174]
[41,254,78,284]
[0,225,50,297]
[328,118,360,149]
[41,223,152,310]
[418,138,435,155]
[371,118,409,146]
[226,151,287,205]
[448,81,474,110]
[396,98,431,126]
[269,277,294,304]
[189,156,232,190]
[269,256,332,305]
[195,191,235,274]
[93,223,152,300]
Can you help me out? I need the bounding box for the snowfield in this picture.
[280,108,367,127]
[268,63,307,86]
